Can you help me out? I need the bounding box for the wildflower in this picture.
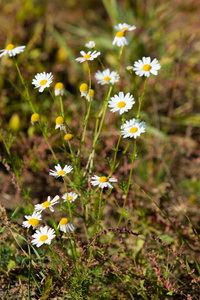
[91,175,117,189]
[85,41,95,49]
[34,195,59,213]
[32,72,53,92]
[86,89,95,101]
[0,44,25,57]
[49,164,73,178]
[114,23,136,32]
[133,57,161,77]
[112,31,129,47]
[23,211,42,229]
[55,116,65,130]
[95,69,120,85]
[64,133,73,141]
[31,226,56,247]
[80,83,89,97]
[30,113,40,125]
[62,192,78,203]
[54,82,65,96]
[75,50,100,63]
[126,66,133,72]
[58,218,75,233]
[121,118,146,138]
[108,91,135,115]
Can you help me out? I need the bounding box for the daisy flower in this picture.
[80,83,89,97]
[112,31,129,47]
[31,226,56,247]
[95,69,120,85]
[23,211,42,229]
[64,133,73,141]
[34,195,59,213]
[114,23,136,32]
[75,50,100,63]
[91,175,117,189]
[108,91,135,115]
[0,44,25,57]
[30,113,40,125]
[62,192,78,203]
[55,116,65,130]
[133,57,161,77]
[85,41,95,49]
[58,218,75,233]
[49,164,73,178]
[86,89,95,101]
[32,72,53,92]
[54,82,65,96]
[121,118,146,138]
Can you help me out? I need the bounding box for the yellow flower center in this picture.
[88,89,95,96]
[31,113,40,123]
[28,218,40,227]
[116,31,125,37]
[117,101,126,108]
[42,201,50,208]
[67,196,73,201]
[130,127,138,133]
[58,170,66,176]
[55,82,64,90]
[40,235,48,242]
[56,116,64,125]
[60,218,69,225]
[64,133,73,141]
[83,54,91,59]
[103,76,111,82]
[40,79,47,86]
[122,27,128,31]
[99,176,108,183]
[80,83,89,92]
[6,44,14,50]
[142,64,151,71]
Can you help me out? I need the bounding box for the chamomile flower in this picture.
[80,83,89,97]
[55,116,65,130]
[133,57,161,77]
[62,192,78,203]
[85,41,95,49]
[114,23,136,32]
[0,44,25,57]
[112,31,129,47]
[58,218,75,233]
[108,91,135,115]
[31,226,56,247]
[91,175,117,189]
[30,113,40,125]
[64,133,73,141]
[75,50,100,63]
[54,82,65,96]
[34,195,59,213]
[32,72,53,92]
[95,69,120,85]
[49,164,73,178]
[86,89,95,101]
[121,118,146,139]
[23,211,42,229]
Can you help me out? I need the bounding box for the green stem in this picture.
[137,77,147,119]
[84,189,103,279]
[59,95,64,117]
[13,57,35,112]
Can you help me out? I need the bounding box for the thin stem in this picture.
[13,57,35,112]
[137,77,147,119]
